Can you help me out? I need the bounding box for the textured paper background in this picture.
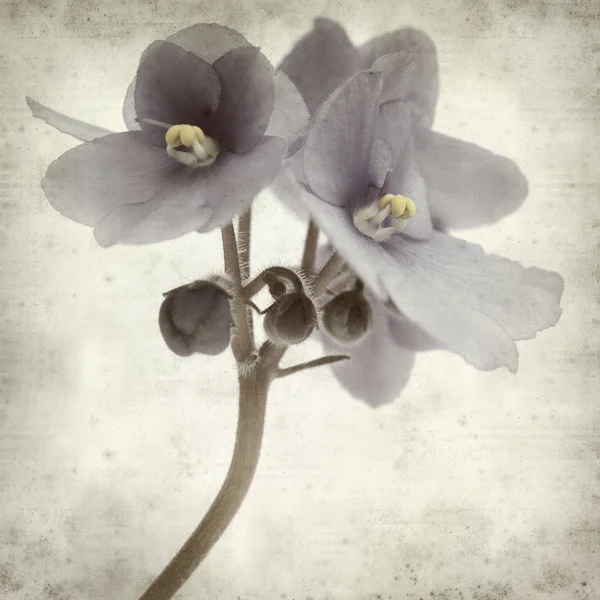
[1,0,599,598]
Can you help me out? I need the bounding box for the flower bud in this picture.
[263,293,317,345]
[159,280,232,356]
[322,290,372,345]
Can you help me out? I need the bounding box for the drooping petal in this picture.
[134,41,221,146]
[41,131,176,227]
[380,231,564,371]
[210,47,275,153]
[318,295,415,407]
[279,17,359,115]
[303,70,384,207]
[27,97,114,142]
[358,27,439,128]
[265,71,309,155]
[386,309,440,352]
[94,136,286,245]
[414,129,529,229]
[299,190,562,372]
[166,23,251,64]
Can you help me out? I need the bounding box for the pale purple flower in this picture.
[29,24,308,246]
[280,18,529,230]
[276,24,563,405]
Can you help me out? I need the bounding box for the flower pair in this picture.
[29,19,564,407]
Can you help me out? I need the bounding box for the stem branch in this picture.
[301,219,319,274]
[276,354,350,379]
[313,253,345,297]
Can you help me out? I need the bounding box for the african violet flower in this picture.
[280,18,528,230]
[30,23,308,246]
[276,26,563,406]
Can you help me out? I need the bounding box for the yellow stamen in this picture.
[402,197,416,219]
[379,194,415,219]
[165,124,181,146]
[164,124,218,168]
[165,124,206,147]
[354,192,417,242]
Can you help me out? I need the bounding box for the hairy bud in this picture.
[263,293,317,345]
[159,280,232,356]
[322,290,372,345]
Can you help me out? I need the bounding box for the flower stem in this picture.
[238,209,254,343]
[313,253,345,297]
[136,370,271,600]
[238,209,252,283]
[221,224,253,360]
[301,219,319,274]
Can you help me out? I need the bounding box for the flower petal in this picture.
[134,41,221,146]
[389,138,433,240]
[279,17,359,115]
[27,97,113,142]
[370,51,418,105]
[265,71,309,155]
[210,47,275,153]
[94,136,286,245]
[414,129,529,229]
[122,24,251,130]
[318,296,415,407]
[358,27,439,128]
[381,232,564,371]
[375,100,414,161]
[41,131,175,227]
[303,70,384,207]
[122,80,140,131]
[299,191,562,372]
[166,23,251,64]
[387,309,440,352]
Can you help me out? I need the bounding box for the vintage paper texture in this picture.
[1,0,599,598]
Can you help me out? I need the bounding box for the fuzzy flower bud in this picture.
[263,293,317,345]
[322,290,372,345]
[159,280,232,356]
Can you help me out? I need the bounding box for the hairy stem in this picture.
[313,253,345,297]
[221,224,253,360]
[136,371,271,600]
[301,219,319,274]
[238,209,254,343]
[238,209,251,283]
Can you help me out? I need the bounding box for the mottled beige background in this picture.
[1,0,599,598]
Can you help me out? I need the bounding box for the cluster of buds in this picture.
[158,262,374,358]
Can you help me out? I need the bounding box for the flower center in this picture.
[165,124,219,168]
[353,193,416,242]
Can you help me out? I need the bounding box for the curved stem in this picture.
[137,370,271,600]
